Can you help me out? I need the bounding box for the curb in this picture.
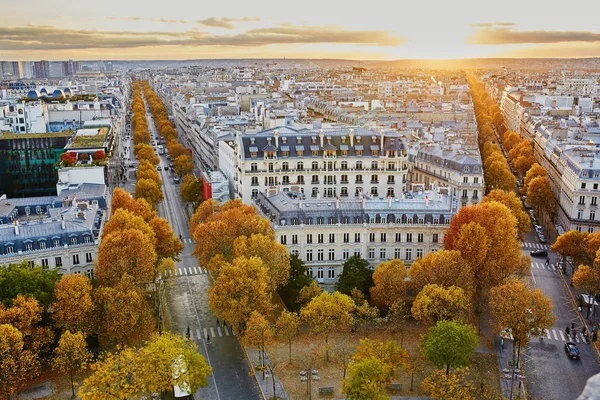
[242,346,267,400]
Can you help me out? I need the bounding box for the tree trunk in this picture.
[325,335,329,362]
[288,340,292,363]
[70,368,75,398]
[446,364,450,375]
[410,371,414,391]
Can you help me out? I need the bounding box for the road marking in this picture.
[553,330,559,340]
[217,326,223,337]
[196,329,201,340]
[202,268,208,274]
[530,268,536,284]
[203,328,208,339]
[224,326,230,336]
[210,327,215,337]
[545,329,551,339]
[551,264,556,270]
[559,330,566,341]
[575,334,581,343]
[193,267,198,274]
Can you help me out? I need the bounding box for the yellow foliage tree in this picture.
[53,330,92,398]
[0,324,38,399]
[411,284,469,326]
[52,275,95,334]
[370,259,407,311]
[483,190,531,234]
[233,234,290,290]
[135,178,163,209]
[408,250,473,295]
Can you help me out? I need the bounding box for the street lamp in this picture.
[299,369,319,400]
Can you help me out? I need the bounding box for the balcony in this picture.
[356,180,363,184]
[341,180,349,184]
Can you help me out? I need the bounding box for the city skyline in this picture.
[1,0,600,61]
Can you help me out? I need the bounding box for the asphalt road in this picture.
[144,108,262,400]
[520,227,600,400]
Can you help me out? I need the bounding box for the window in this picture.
[307,268,313,278]
[328,267,335,278]
[579,196,586,205]
[317,267,324,279]
[86,252,93,263]
[432,233,439,243]
[251,163,258,172]
[405,249,412,261]
[55,257,62,267]
[355,233,361,243]
[356,161,363,170]
[593,197,598,206]
[53,239,60,247]
[406,233,412,243]
[356,175,363,183]
[394,248,401,259]
[292,234,298,244]
[395,233,401,242]
[577,225,582,232]
[380,233,387,242]
[39,241,46,249]
[416,248,424,259]
[591,211,596,221]
[306,250,313,261]
[354,249,361,257]
[41,258,49,268]
[368,248,375,259]
[329,233,335,243]
[371,174,379,183]
[341,161,348,170]
[318,234,324,244]
[86,269,95,280]
[307,234,313,244]
[417,233,424,243]
[282,162,289,171]
[280,235,287,245]
[582,183,587,189]
[462,189,468,198]
[291,250,299,256]
[312,161,319,170]
[380,248,387,260]
[71,237,77,245]
[317,249,324,261]
[28,261,34,268]
[328,249,335,261]
[474,177,479,183]
[343,249,350,260]
[73,254,80,265]
[25,243,32,251]
[371,187,378,196]
[369,233,376,242]
[463,177,469,183]
[578,210,584,219]
[251,177,259,185]
[343,233,350,243]
[371,161,378,170]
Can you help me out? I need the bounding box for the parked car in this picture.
[530,249,548,257]
[173,176,180,184]
[565,342,580,359]
[535,225,543,234]
[538,234,547,244]
[157,166,162,171]
[164,166,169,171]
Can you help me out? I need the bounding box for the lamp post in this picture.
[299,369,319,400]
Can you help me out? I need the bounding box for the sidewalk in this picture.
[245,347,288,400]
[495,336,526,400]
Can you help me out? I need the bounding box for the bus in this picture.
[172,355,193,399]
[158,145,165,155]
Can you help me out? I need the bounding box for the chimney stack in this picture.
[425,195,429,208]
[60,215,66,230]
[319,129,324,148]
[298,196,302,209]
[336,196,340,209]
[13,220,19,236]
[362,195,366,209]
[274,130,279,148]
[349,129,355,146]
[388,195,392,207]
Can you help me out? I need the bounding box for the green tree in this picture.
[335,255,373,298]
[0,262,59,307]
[342,357,390,400]
[421,320,479,375]
[53,330,92,398]
[277,254,313,311]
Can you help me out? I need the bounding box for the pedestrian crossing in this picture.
[163,266,208,277]
[531,262,557,271]
[182,238,193,244]
[522,242,549,249]
[504,328,587,344]
[181,325,235,341]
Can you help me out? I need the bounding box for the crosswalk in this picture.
[182,238,193,244]
[182,326,235,341]
[163,266,208,277]
[531,262,557,271]
[522,242,549,249]
[503,328,588,344]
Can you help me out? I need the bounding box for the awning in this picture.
[355,145,364,150]
[310,145,320,151]
[370,145,380,151]
[295,145,305,151]
[249,146,258,152]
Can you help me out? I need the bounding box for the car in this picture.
[157,166,162,171]
[535,225,543,234]
[565,342,580,359]
[164,166,169,171]
[173,176,180,184]
[538,234,547,244]
[530,249,548,257]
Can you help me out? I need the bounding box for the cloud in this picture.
[469,22,516,28]
[0,24,403,51]
[106,16,185,24]
[468,27,600,44]
[106,16,144,21]
[196,17,261,29]
[149,18,179,24]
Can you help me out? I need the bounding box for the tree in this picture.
[79,346,145,400]
[233,234,290,291]
[411,284,469,326]
[502,131,521,151]
[0,295,53,354]
[370,259,407,311]
[135,178,163,209]
[275,311,300,362]
[296,280,322,306]
[387,300,411,346]
[332,339,353,379]
[180,174,203,206]
[134,143,159,165]
[52,275,94,334]
[300,291,355,361]
[243,311,274,368]
[277,254,313,311]
[208,256,272,331]
[101,208,155,242]
[572,265,600,318]
[342,357,390,400]
[53,330,92,398]
[136,163,162,187]
[167,142,188,160]
[174,154,194,177]
[421,320,479,375]
[489,278,555,366]
[527,175,554,219]
[352,338,408,382]
[0,262,59,307]
[483,190,531,234]
[96,229,157,288]
[140,332,211,395]
[0,324,38,400]
[189,199,221,235]
[485,160,515,191]
[351,292,380,336]
[335,255,373,298]
[110,188,154,221]
[524,163,547,191]
[552,230,590,271]
[95,275,155,346]
[422,368,476,400]
[149,216,184,261]
[408,250,472,295]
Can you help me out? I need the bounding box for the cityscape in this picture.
[1,1,600,400]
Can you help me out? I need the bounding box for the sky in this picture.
[1,0,600,61]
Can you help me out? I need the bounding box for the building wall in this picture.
[56,167,106,194]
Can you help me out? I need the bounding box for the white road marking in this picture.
[545,329,551,339]
[530,268,536,284]
[224,326,230,336]
[193,267,198,274]
[196,329,201,340]
[553,330,559,341]
[217,326,223,337]
[551,264,556,270]
[202,268,208,274]
[203,328,208,339]
[210,327,215,337]
[559,330,566,341]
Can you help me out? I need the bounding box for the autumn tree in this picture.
[53,330,92,398]
[174,154,194,177]
[189,198,221,236]
[408,250,472,295]
[110,188,154,221]
[0,295,53,354]
[140,332,212,395]
[300,291,355,361]
[275,310,300,362]
[483,190,531,234]
[167,141,188,160]
[524,163,547,191]
[485,160,516,192]
[572,265,600,318]
[421,320,479,375]
[180,174,203,206]
[527,175,554,220]
[52,275,94,334]
[79,346,144,400]
[95,275,155,346]
[502,131,521,151]
[296,280,322,306]
[489,278,555,366]
[552,230,590,271]
[208,256,272,331]
[134,143,159,165]
[335,255,373,298]
[342,357,390,400]
[243,311,275,367]
[136,161,162,187]
[370,259,407,311]
[352,338,408,382]
[101,208,155,242]
[0,262,59,307]
[412,284,470,326]
[96,229,157,287]
[388,299,411,346]
[233,234,290,291]
[351,290,380,336]
[135,178,163,209]
[0,324,38,400]
[278,253,314,311]
[422,368,477,400]
[149,216,184,261]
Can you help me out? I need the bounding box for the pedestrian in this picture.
[572,322,576,331]
[216,319,220,326]
[545,257,550,266]
[206,335,210,344]
[566,326,570,335]
[573,329,577,338]
[186,326,190,340]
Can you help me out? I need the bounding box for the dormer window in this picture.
[25,243,32,251]
[297,136,302,143]
[356,136,361,142]
[282,137,287,143]
[312,137,317,143]
[53,239,60,247]
[84,236,91,243]
[250,138,255,145]
[6,246,13,254]
[341,136,346,143]
[71,237,77,245]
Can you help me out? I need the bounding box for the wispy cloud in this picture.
[469,22,516,28]
[0,24,404,51]
[196,17,260,29]
[106,16,183,24]
[468,27,600,44]
[149,18,179,24]
[106,16,144,21]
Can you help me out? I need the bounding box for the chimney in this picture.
[60,215,66,230]
[425,195,429,207]
[319,129,324,148]
[298,196,302,209]
[349,129,355,146]
[13,220,19,236]
[336,196,340,209]
[362,195,366,209]
[380,134,384,150]
[274,130,279,148]
[388,195,392,207]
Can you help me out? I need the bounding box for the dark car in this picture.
[530,249,548,257]
[565,342,580,359]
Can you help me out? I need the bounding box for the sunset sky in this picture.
[1,0,599,60]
